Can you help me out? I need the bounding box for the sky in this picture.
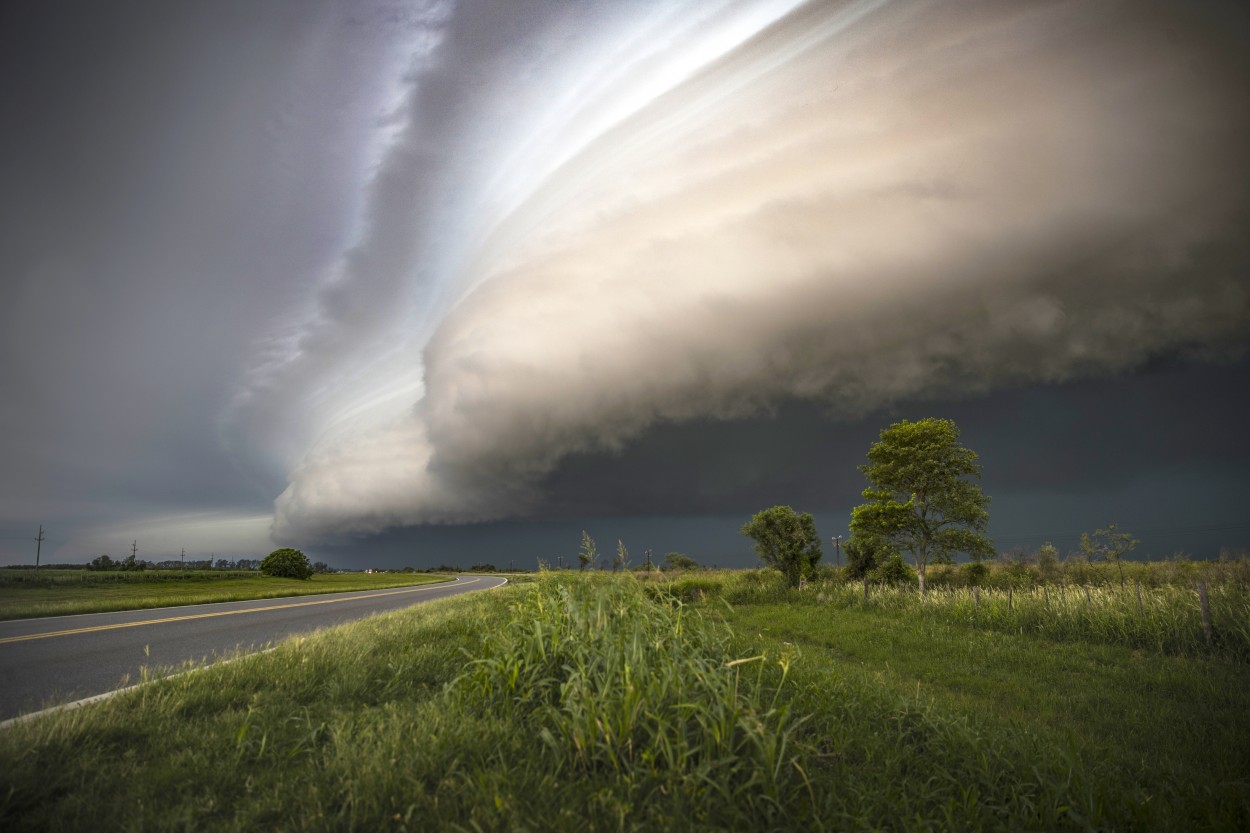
[1,0,1248,570]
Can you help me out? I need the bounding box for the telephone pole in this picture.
[181,548,186,570]
[35,525,45,570]
[132,540,139,560]
[832,535,843,569]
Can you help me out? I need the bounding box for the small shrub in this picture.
[964,561,990,587]
[870,552,918,587]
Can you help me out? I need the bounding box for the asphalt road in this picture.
[0,575,507,722]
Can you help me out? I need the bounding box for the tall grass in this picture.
[4,573,1175,831]
[451,575,816,826]
[712,568,1250,660]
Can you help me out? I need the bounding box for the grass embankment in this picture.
[2,572,1248,830]
[0,570,452,621]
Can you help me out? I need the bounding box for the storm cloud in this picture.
[268,0,1250,541]
[1,1,1247,564]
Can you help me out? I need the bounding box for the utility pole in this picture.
[832,535,843,569]
[35,525,45,570]
[132,540,139,561]
[181,548,186,570]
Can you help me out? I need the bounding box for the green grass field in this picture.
[2,569,1246,831]
[0,570,452,621]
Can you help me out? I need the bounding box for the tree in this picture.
[740,506,822,587]
[578,531,597,572]
[843,536,892,580]
[850,418,993,595]
[662,552,699,571]
[613,540,630,572]
[312,561,332,574]
[1079,523,1138,589]
[88,554,115,571]
[260,548,314,580]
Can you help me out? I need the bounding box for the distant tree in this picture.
[1079,523,1139,589]
[312,561,332,574]
[850,418,993,595]
[236,558,254,571]
[578,531,597,572]
[740,505,822,587]
[662,552,699,572]
[120,553,145,572]
[260,548,314,580]
[214,558,232,570]
[88,554,115,571]
[613,540,630,572]
[469,563,498,572]
[1035,543,1060,583]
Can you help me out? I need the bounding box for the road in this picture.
[0,575,507,723]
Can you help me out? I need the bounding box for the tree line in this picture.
[741,417,1139,592]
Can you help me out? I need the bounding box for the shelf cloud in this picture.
[263,0,1250,541]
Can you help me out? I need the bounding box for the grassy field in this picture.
[0,570,452,621]
[1,569,1246,831]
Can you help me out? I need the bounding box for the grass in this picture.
[1,571,1247,830]
[0,571,452,621]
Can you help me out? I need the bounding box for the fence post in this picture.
[864,576,869,604]
[1008,585,1013,611]
[974,585,980,610]
[1135,581,1143,618]
[1197,581,1213,647]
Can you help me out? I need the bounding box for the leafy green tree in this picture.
[1079,523,1139,589]
[662,552,699,571]
[871,552,918,587]
[850,418,993,595]
[578,531,597,572]
[260,548,314,580]
[88,554,115,571]
[740,506,822,587]
[842,536,892,580]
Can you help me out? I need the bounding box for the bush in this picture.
[870,552,918,587]
[844,536,888,579]
[260,548,314,580]
[963,561,990,587]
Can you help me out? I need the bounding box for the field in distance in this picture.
[0,569,453,621]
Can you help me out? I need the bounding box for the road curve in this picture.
[0,575,507,722]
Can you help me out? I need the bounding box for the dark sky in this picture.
[2,0,1248,568]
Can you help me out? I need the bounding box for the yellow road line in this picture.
[0,578,478,645]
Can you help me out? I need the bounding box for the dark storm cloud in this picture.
[2,1,1248,565]
[0,0,443,557]
[273,0,1250,541]
[539,356,1250,518]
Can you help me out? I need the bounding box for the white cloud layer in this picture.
[265,0,1250,541]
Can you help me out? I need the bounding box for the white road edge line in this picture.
[0,575,507,730]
